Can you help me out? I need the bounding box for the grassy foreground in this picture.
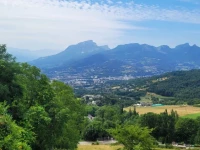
[182,113,200,119]
[78,145,176,150]
[78,145,123,150]
[125,105,200,116]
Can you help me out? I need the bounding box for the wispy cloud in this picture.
[0,0,200,49]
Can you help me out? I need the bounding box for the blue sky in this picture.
[0,0,200,51]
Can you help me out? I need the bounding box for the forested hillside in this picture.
[76,69,200,107]
[148,70,200,99]
[0,45,84,149]
[129,69,200,104]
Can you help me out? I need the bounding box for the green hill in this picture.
[125,69,200,105]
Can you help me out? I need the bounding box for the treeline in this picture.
[104,69,200,105]
[0,45,84,149]
[148,70,200,104]
[84,105,200,146]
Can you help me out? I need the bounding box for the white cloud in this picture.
[0,0,199,50]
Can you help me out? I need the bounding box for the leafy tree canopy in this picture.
[108,125,155,150]
[0,45,85,150]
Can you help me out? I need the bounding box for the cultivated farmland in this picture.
[125,105,200,116]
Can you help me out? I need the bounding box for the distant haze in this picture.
[7,47,62,62]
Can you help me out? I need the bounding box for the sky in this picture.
[0,0,200,52]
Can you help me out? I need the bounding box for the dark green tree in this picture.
[109,125,155,150]
[175,118,198,144]
[0,45,85,150]
[195,128,200,144]
[0,44,22,105]
[82,120,109,141]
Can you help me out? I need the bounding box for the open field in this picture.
[182,113,200,119]
[125,105,200,116]
[78,145,176,150]
[78,145,123,150]
[140,92,174,103]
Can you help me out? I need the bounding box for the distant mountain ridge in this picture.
[29,41,200,80]
[30,40,110,68]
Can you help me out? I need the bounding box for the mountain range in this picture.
[30,40,110,68]
[29,40,200,81]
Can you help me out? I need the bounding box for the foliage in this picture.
[195,128,200,144]
[85,105,99,116]
[81,69,200,106]
[0,45,22,105]
[82,120,109,141]
[3,44,200,148]
[108,125,155,150]
[139,109,178,144]
[147,70,200,103]
[175,118,198,144]
[0,45,85,150]
[82,105,122,141]
[47,81,84,149]
[0,103,33,150]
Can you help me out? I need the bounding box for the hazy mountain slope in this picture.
[30,40,109,68]
[31,41,200,79]
[7,47,59,62]
[7,48,39,62]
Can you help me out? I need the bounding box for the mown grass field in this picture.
[125,105,200,116]
[78,145,176,150]
[181,112,200,119]
[78,145,123,150]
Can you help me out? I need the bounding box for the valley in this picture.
[29,41,200,88]
[2,43,200,150]
[1,0,200,149]
[75,69,200,108]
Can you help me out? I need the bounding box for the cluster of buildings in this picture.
[51,74,135,87]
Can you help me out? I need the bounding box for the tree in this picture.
[122,107,139,125]
[109,125,155,150]
[0,44,15,62]
[0,103,33,150]
[1,45,86,149]
[82,120,109,141]
[45,81,84,149]
[175,118,198,144]
[195,128,200,144]
[18,79,84,150]
[85,105,99,117]
[82,105,121,141]
[95,105,121,124]
[140,110,178,144]
[140,112,160,138]
[0,44,22,105]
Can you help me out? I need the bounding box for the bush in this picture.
[92,141,99,145]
